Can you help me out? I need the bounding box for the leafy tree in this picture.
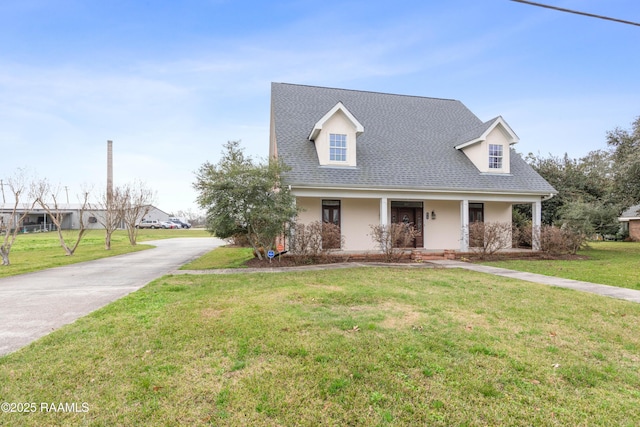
[558,199,620,238]
[607,116,640,206]
[522,150,619,230]
[519,116,639,239]
[194,141,297,260]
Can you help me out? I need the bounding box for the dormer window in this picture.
[454,116,517,174]
[330,134,347,162]
[489,144,503,169]
[308,102,364,167]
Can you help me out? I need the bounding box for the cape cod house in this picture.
[269,83,556,252]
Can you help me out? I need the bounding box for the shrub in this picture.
[468,222,512,259]
[289,221,344,261]
[512,221,533,249]
[369,223,417,262]
[320,222,343,252]
[540,225,587,255]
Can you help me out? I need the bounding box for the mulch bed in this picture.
[242,251,586,268]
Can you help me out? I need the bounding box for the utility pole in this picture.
[64,186,69,204]
[0,179,5,204]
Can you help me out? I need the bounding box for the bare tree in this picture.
[90,186,127,250]
[32,179,91,256]
[0,171,36,266]
[120,180,155,246]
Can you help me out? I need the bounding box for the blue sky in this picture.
[1,0,639,213]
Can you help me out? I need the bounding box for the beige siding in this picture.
[484,202,513,249]
[423,200,461,249]
[296,197,322,224]
[341,199,379,250]
[484,202,512,223]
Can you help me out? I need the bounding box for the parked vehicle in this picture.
[169,218,191,229]
[136,219,162,229]
[161,221,179,229]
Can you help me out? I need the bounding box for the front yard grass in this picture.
[1,267,639,426]
[483,241,640,290]
[180,246,254,270]
[0,228,211,278]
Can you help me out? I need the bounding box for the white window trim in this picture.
[489,143,503,169]
[329,133,347,162]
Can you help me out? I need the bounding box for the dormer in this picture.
[454,116,518,174]
[308,102,364,167]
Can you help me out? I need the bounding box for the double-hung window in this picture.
[489,144,503,169]
[329,133,347,162]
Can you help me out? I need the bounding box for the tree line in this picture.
[518,116,640,239]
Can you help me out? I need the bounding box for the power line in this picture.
[510,0,640,27]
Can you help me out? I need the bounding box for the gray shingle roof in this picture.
[271,82,557,195]
[621,204,640,218]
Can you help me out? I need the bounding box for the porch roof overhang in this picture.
[288,183,555,203]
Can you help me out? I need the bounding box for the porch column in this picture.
[532,199,542,251]
[380,197,388,225]
[460,199,469,252]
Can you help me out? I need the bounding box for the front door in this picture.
[322,200,341,249]
[469,203,484,247]
[390,202,423,248]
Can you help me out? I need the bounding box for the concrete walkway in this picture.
[0,237,224,356]
[429,260,640,304]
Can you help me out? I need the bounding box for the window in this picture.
[489,144,503,169]
[329,133,347,162]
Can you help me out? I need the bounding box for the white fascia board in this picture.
[290,185,550,203]
[308,101,364,141]
[454,116,520,150]
[454,137,484,150]
[493,116,520,145]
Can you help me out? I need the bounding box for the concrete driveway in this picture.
[0,237,224,356]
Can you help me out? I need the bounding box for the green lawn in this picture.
[0,228,211,278]
[180,246,254,269]
[1,266,639,426]
[483,241,640,290]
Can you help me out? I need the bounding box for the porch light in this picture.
[431,210,436,220]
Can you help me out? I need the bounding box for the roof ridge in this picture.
[272,82,461,103]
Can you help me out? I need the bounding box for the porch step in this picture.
[341,250,452,262]
[411,250,455,261]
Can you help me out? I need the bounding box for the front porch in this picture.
[295,194,543,252]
